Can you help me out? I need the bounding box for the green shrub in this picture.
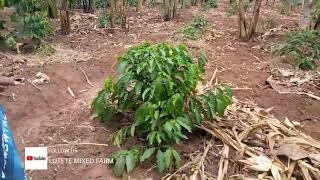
[14,0,52,40]
[182,25,202,40]
[92,42,232,176]
[203,0,218,8]
[98,14,111,28]
[96,0,108,8]
[182,15,208,40]
[128,0,136,6]
[0,0,4,8]
[18,11,52,40]
[274,29,320,70]
[5,36,17,48]
[191,15,208,30]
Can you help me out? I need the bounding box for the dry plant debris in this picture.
[14,44,92,66]
[164,98,320,179]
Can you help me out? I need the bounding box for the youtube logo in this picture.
[26,156,33,161]
[25,147,48,170]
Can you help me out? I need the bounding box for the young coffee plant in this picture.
[202,0,218,9]
[5,36,17,49]
[96,0,108,8]
[191,15,208,29]
[92,42,232,176]
[182,25,202,40]
[98,14,111,28]
[182,15,208,40]
[274,29,320,70]
[1,0,53,53]
[15,0,52,40]
[128,0,137,6]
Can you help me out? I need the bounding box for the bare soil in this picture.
[0,1,319,179]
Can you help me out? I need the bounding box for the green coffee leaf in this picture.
[117,61,128,75]
[157,149,166,173]
[125,153,136,173]
[216,98,226,116]
[113,155,125,176]
[171,148,181,168]
[164,148,173,169]
[140,148,156,162]
[176,116,192,132]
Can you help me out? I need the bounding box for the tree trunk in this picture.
[314,16,320,30]
[83,0,94,13]
[83,0,89,13]
[89,0,95,13]
[170,0,174,19]
[238,0,248,40]
[121,0,128,30]
[300,0,315,29]
[110,0,116,29]
[191,0,197,6]
[60,0,71,35]
[48,0,58,19]
[164,0,177,21]
[136,0,143,12]
[164,0,170,21]
[77,0,83,9]
[173,0,179,17]
[248,0,262,38]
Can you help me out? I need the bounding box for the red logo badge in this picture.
[26,156,33,161]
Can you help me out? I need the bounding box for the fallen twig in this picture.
[205,68,218,89]
[162,154,201,180]
[67,87,76,98]
[79,67,94,87]
[231,87,252,90]
[251,53,263,63]
[217,144,229,180]
[197,140,213,180]
[111,60,117,73]
[278,91,320,101]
